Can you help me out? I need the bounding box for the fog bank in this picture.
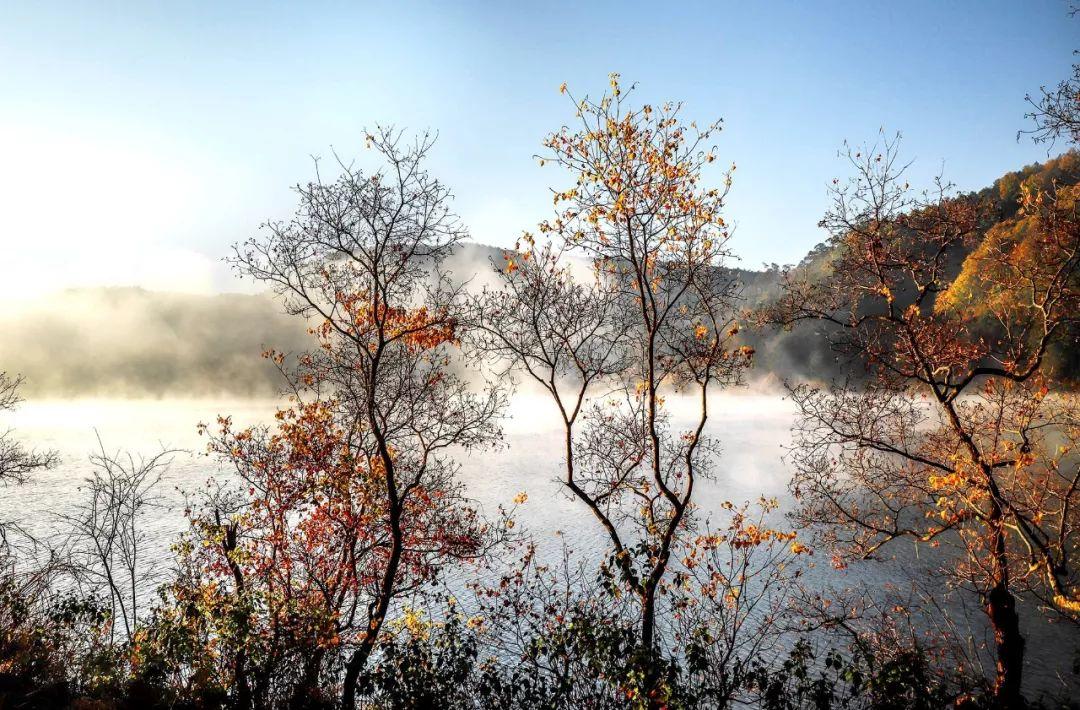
[0,288,306,397]
[0,242,830,398]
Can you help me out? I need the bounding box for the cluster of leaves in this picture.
[0,579,121,708]
[738,150,1080,388]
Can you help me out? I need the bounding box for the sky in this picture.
[0,0,1076,299]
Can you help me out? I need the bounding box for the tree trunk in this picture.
[221,520,252,710]
[342,361,405,710]
[341,502,403,709]
[340,639,371,710]
[986,514,1025,708]
[641,584,656,652]
[640,581,664,710]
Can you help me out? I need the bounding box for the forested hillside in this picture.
[741,150,1080,386]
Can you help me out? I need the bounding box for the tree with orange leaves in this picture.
[469,74,757,703]
[155,399,490,708]
[773,133,1080,707]
[216,128,505,709]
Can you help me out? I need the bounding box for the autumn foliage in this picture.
[774,133,1080,707]
[3,60,1080,710]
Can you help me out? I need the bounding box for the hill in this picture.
[3,153,1077,396]
[738,150,1080,386]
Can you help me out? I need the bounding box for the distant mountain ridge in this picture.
[4,151,1077,396]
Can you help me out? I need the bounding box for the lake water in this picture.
[2,395,1077,698]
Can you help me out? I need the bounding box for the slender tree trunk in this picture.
[221,520,253,710]
[641,582,658,652]
[643,325,661,655]
[640,582,661,710]
[342,343,406,710]
[986,506,1024,708]
[341,494,403,709]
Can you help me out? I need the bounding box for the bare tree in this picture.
[0,373,57,485]
[58,436,173,644]
[1022,9,1079,146]
[464,239,634,571]
[0,372,58,554]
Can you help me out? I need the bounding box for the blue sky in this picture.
[1,1,1075,297]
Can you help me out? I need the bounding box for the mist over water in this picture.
[0,393,793,556]
[0,290,306,397]
[2,394,1078,696]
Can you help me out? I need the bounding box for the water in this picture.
[1,395,1077,698]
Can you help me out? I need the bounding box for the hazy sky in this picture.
[1,1,1075,298]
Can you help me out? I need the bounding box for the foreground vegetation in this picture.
[2,36,1080,709]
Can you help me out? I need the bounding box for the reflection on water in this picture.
[1,395,1077,697]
